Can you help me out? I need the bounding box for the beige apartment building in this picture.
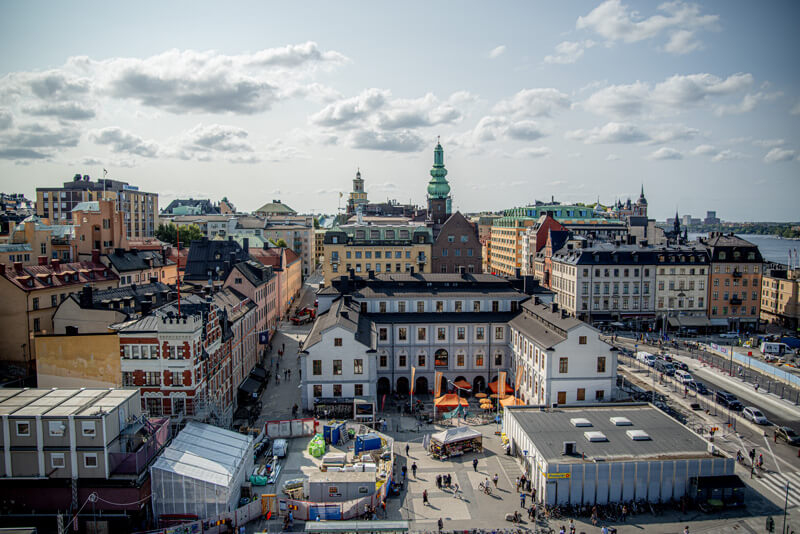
[654,245,711,331]
[761,265,800,330]
[315,228,326,265]
[322,223,433,286]
[489,217,536,276]
[36,174,158,238]
[73,199,130,258]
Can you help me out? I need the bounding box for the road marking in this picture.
[758,470,800,508]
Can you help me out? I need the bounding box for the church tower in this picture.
[346,169,368,216]
[427,141,452,225]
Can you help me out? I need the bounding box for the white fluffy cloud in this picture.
[544,41,595,64]
[576,0,718,53]
[714,91,782,116]
[492,88,571,119]
[515,146,551,158]
[349,129,425,153]
[764,148,796,164]
[647,124,700,145]
[647,147,683,160]
[688,144,748,162]
[488,45,507,59]
[89,127,160,158]
[565,122,650,144]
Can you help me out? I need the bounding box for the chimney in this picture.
[12,262,23,273]
[130,283,137,293]
[410,266,415,275]
[141,300,152,316]
[243,237,249,252]
[551,302,558,313]
[162,247,167,265]
[80,284,93,308]
[38,256,47,266]
[639,239,648,248]
[91,249,100,264]
[50,258,61,271]
[368,270,375,279]
[115,248,124,256]
[349,268,355,279]
[515,267,521,278]
[561,309,568,319]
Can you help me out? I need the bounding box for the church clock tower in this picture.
[427,141,452,225]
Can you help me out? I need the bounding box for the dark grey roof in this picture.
[303,297,375,350]
[231,260,273,288]
[508,404,711,463]
[700,233,763,263]
[104,249,173,272]
[162,198,219,215]
[370,311,518,324]
[317,285,341,296]
[352,286,525,299]
[183,238,249,281]
[551,242,659,265]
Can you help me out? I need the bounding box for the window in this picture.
[579,336,587,345]
[379,302,387,313]
[577,388,586,401]
[494,353,502,366]
[495,327,503,340]
[398,301,406,313]
[435,349,449,367]
[476,327,485,340]
[399,354,407,367]
[457,354,465,366]
[84,453,98,468]
[417,327,426,341]
[595,390,605,401]
[354,384,364,396]
[334,338,342,347]
[16,421,30,436]
[436,301,444,312]
[457,327,465,340]
[379,328,387,341]
[379,355,388,367]
[418,354,426,367]
[313,385,322,397]
[559,357,569,373]
[51,294,58,307]
[437,327,446,341]
[122,372,135,386]
[354,359,363,374]
[333,384,342,397]
[398,328,407,341]
[32,297,39,310]
[51,453,66,469]
[333,360,342,375]
[597,357,606,373]
[476,354,484,366]
[492,301,499,312]
[313,360,322,375]
[82,421,96,437]
[455,301,463,313]
[473,301,481,312]
[49,421,65,436]
[417,301,425,313]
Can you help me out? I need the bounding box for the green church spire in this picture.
[427,138,451,199]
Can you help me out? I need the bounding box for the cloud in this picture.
[0,108,12,130]
[565,122,650,144]
[89,126,159,157]
[710,149,747,163]
[309,88,389,128]
[576,0,718,53]
[4,123,80,148]
[764,147,796,164]
[492,88,571,119]
[714,91,782,116]
[178,124,254,155]
[647,147,683,160]
[515,147,551,158]
[647,124,700,145]
[791,101,800,115]
[0,147,49,160]
[752,138,784,148]
[606,154,621,160]
[506,120,546,141]
[544,40,595,64]
[583,73,754,118]
[349,129,425,152]
[690,144,718,156]
[488,45,507,59]
[21,102,95,120]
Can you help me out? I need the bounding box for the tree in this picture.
[313,217,320,229]
[270,238,289,248]
[156,223,205,247]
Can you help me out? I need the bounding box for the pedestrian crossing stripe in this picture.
[759,471,800,508]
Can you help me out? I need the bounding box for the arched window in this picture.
[435,349,449,368]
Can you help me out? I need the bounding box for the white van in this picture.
[636,351,656,366]
[761,342,790,357]
[675,370,693,384]
[273,438,288,458]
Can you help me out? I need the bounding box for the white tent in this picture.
[430,425,482,445]
[150,422,254,520]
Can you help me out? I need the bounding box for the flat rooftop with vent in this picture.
[503,403,733,505]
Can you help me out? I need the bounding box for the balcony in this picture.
[108,416,170,476]
[732,270,742,278]
[730,296,743,305]
[417,254,427,264]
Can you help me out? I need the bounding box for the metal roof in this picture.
[507,404,711,464]
[0,388,137,417]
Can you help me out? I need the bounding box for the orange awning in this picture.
[434,394,469,408]
[453,379,472,390]
[499,396,525,408]
[488,381,514,394]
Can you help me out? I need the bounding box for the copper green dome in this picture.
[427,142,450,199]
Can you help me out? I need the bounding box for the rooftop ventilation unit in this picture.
[626,430,651,441]
[570,418,592,427]
[610,417,633,426]
[562,441,576,455]
[584,431,608,442]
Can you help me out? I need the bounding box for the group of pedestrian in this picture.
[283,368,292,380]
[435,473,452,488]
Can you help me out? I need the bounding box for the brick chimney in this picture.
[13,262,23,273]
[38,256,47,266]
[50,258,61,271]
[91,249,100,264]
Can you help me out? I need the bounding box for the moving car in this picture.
[688,381,709,395]
[636,351,656,367]
[674,361,689,371]
[742,406,769,425]
[655,359,675,376]
[775,426,800,445]
[715,390,744,411]
[720,332,739,339]
[675,369,694,384]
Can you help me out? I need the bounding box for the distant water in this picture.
[688,233,800,265]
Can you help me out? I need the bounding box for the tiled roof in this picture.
[1,260,118,291]
[231,260,273,287]
[183,238,248,281]
[303,297,374,350]
[71,201,100,212]
[212,287,255,323]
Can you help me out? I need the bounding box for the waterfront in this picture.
[689,233,799,264]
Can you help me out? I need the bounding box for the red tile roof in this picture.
[1,260,118,291]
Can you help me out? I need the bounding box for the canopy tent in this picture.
[453,379,472,390]
[488,381,514,394]
[499,396,525,408]
[434,394,468,410]
[431,425,483,445]
[474,393,488,399]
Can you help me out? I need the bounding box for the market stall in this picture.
[429,426,483,460]
[488,380,514,395]
[433,393,468,413]
[499,396,525,408]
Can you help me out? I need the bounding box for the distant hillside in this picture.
[656,222,800,238]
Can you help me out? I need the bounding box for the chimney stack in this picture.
[50,258,61,271]
[551,302,558,313]
[13,261,23,273]
[38,256,47,266]
[80,284,93,308]
[91,249,100,264]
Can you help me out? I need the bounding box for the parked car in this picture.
[674,361,689,371]
[742,407,769,425]
[675,370,694,384]
[720,332,739,339]
[655,359,675,376]
[636,351,657,367]
[775,426,800,445]
[662,353,673,362]
[688,381,709,395]
[715,390,744,411]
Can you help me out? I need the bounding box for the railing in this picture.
[730,297,742,305]
[109,417,171,476]
[732,270,742,278]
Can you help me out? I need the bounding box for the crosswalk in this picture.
[759,470,800,508]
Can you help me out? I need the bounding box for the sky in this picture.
[0,1,798,221]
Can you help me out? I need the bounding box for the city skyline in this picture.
[1,1,798,220]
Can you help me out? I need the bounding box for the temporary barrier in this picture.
[705,344,800,388]
[265,417,317,438]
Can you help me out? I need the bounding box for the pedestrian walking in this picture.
[528,505,535,520]
[472,458,478,472]
[515,476,520,491]
[282,342,285,354]
[406,444,410,456]
[520,492,526,507]
[621,504,628,522]
[601,526,608,534]
[437,517,443,533]
[453,483,460,498]
[288,369,291,379]
[411,462,417,478]
[684,526,690,534]
[436,474,441,488]
[298,368,301,379]
[559,526,565,534]
[591,505,598,526]
[422,489,428,506]
[526,478,532,492]
[569,519,576,534]
[492,473,499,487]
